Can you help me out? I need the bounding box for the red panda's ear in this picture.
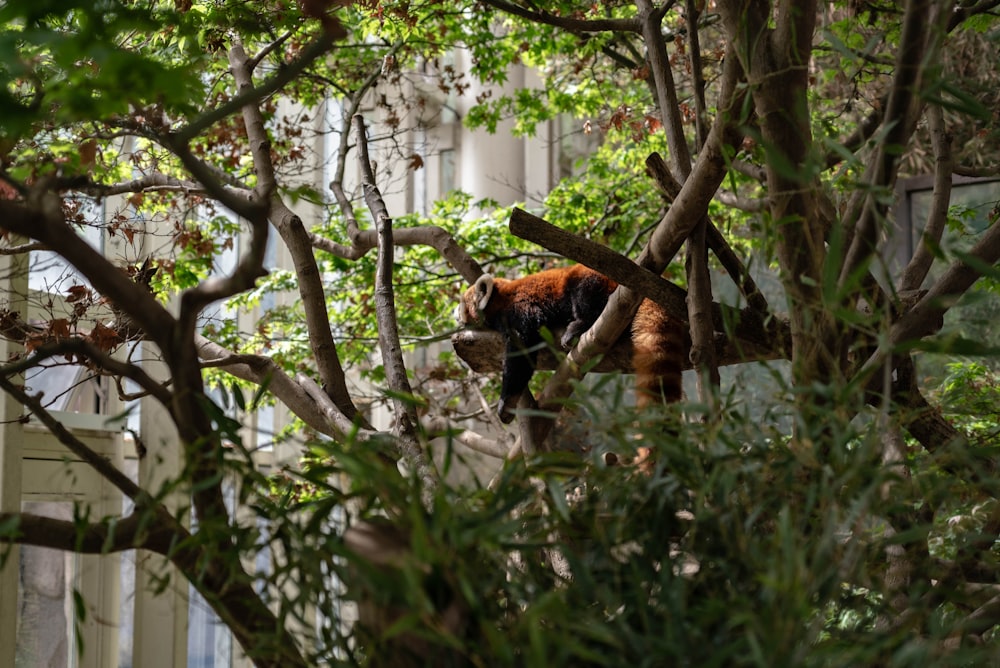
[473,274,494,312]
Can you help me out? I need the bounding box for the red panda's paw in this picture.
[498,398,517,424]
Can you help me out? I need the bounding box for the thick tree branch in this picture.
[839,0,938,288]
[480,0,640,34]
[229,39,365,425]
[636,0,692,180]
[524,46,747,442]
[900,103,953,291]
[354,114,432,479]
[507,208,789,357]
[0,508,183,554]
[858,219,1000,383]
[2,503,307,667]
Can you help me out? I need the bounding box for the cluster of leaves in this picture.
[0,2,207,170]
[226,380,1000,667]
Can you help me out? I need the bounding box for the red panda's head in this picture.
[455,273,496,327]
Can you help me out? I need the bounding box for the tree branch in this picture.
[507,208,788,357]
[685,216,719,401]
[310,224,484,285]
[353,114,432,480]
[175,29,345,145]
[524,46,747,443]
[229,38,366,425]
[858,219,1000,386]
[422,415,512,459]
[480,0,640,34]
[900,103,953,291]
[0,190,177,354]
[636,0,692,180]
[839,0,938,288]
[646,151,769,312]
[0,508,183,554]
[3,339,172,407]
[194,334,354,437]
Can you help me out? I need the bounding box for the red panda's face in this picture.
[456,274,495,327]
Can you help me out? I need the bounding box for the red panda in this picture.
[456,265,685,433]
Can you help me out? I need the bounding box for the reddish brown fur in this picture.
[632,300,685,409]
[458,265,685,438]
[458,265,616,330]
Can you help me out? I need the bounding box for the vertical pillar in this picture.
[455,51,527,207]
[0,244,27,667]
[76,448,125,668]
[130,348,188,668]
[522,67,555,198]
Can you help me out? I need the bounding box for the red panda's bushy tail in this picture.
[631,300,685,472]
[632,300,685,409]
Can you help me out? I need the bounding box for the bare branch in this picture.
[329,42,404,194]
[194,334,361,439]
[247,29,298,72]
[859,219,1000,382]
[3,339,172,406]
[86,173,203,195]
[480,0,640,34]
[636,0,692,180]
[229,38,365,424]
[0,240,46,255]
[900,104,954,291]
[310,224,484,285]
[353,114,431,479]
[422,415,511,459]
[175,29,345,145]
[839,0,940,287]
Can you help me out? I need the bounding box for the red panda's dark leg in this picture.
[560,318,591,349]
[498,338,539,423]
[561,282,611,348]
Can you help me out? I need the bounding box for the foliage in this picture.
[244,384,1000,667]
[0,1,1000,667]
